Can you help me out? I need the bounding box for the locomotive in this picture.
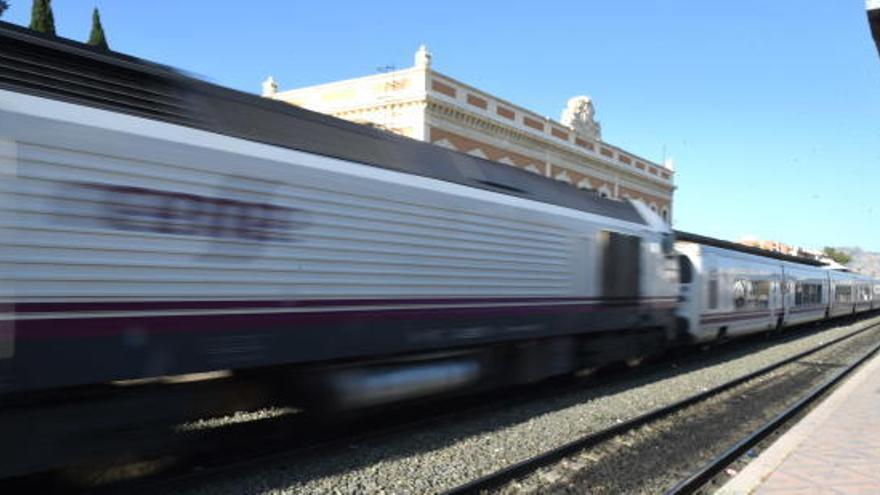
[0,22,875,407]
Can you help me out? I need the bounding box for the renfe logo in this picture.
[62,182,306,242]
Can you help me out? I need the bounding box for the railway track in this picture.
[664,324,880,494]
[4,314,878,494]
[444,313,880,494]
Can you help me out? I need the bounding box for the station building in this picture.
[262,46,675,221]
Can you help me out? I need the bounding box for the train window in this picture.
[733,279,770,309]
[733,278,749,308]
[599,231,640,298]
[835,285,852,303]
[708,276,719,309]
[678,255,693,284]
[661,233,675,255]
[797,283,822,305]
[752,280,771,308]
[859,284,871,302]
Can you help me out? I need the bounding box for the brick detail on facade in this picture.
[496,106,515,120]
[548,165,610,193]
[551,127,569,140]
[429,127,543,169]
[618,185,670,211]
[432,80,457,98]
[466,94,488,109]
[523,116,545,131]
[575,137,595,151]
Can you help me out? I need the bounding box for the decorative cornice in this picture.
[426,98,675,192]
[428,70,673,181]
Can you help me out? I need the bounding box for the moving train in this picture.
[0,23,876,406]
[675,232,878,343]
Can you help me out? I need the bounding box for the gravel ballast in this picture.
[502,318,880,494]
[173,314,880,495]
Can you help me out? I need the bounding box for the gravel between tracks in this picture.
[174,315,880,495]
[500,318,880,494]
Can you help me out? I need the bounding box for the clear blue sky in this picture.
[5,2,880,250]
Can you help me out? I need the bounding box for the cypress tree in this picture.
[87,7,109,50]
[29,0,56,36]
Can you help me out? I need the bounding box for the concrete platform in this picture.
[719,348,880,494]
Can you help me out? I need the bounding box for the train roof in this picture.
[0,22,648,226]
[674,231,828,267]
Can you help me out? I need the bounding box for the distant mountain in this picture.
[838,247,880,277]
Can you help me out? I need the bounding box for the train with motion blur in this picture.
[0,23,877,407]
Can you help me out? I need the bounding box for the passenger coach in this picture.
[675,232,875,343]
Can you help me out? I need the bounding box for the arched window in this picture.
[554,171,572,184]
[433,138,457,150]
[467,148,487,159]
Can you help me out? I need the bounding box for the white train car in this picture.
[0,24,679,396]
[677,232,879,343]
[782,261,830,326]
[828,269,859,317]
[676,235,786,342]
[875,281,880,309]
[853,273,875,313]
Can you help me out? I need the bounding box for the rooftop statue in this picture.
[561,96,602,140]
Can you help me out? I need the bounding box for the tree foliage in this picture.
[29,0,55,35]
[0,1,10,19]
[823,247,852,265]
[87,7,109,50]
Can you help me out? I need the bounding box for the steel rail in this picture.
[443,316,880,495]
[664,327,880,495]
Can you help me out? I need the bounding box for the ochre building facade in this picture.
[263,46,675,221]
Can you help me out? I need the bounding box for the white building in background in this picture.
[263,46,676,221]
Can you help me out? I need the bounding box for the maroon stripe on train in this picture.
[699,309,772,319]
[699,312,772,324]
[787,306,826,315]
[12,300,677,340]
[10,296,679,313]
